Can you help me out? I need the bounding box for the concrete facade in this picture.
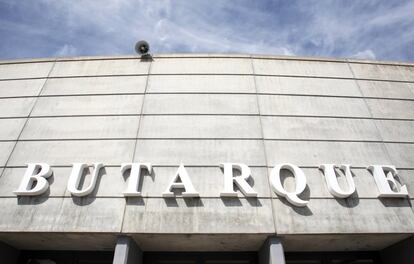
[0,54,413,260]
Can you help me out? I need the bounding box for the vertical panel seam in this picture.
[120,58,153,233]
[250,56,278,235]
[346,60,414,205]
[346,60,395,161]
[0,58,58,180]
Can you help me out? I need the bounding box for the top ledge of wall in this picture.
[0,53,413,67]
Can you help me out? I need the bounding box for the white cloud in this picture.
[55,44,78,57]
[350,49,376,60]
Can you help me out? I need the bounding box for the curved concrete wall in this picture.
[0,54,413,252]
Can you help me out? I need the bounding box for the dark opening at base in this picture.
[17,250,382,264]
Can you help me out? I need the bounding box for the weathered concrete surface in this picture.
[122,197,275,234]
[147,75,256,93]
[255,76,361,97]
[138,115,262,139]
[20,116,140,140]
[133,139,266,166]
[357,80,414,100]
[151,57,252,74]
[253,59,353,78]
[273,198,414,234]
[384,143,414,168]
[0,119,26,140]
[0,54,413,253]
[349,63,414,81]
[42,76,148,96]
[0,197,125,232]
[143,94,259,115]
[264,141,392,167]
[8,140,136,166]
[261,116,381,141]
[0,142,16,167]
[375,120,414,142]
[258,95,371,117]
[31,94,144,116]
[49,59,150,77]
[0,97,36,117]
[0,61,53,80]
[0,79,45,98]
[366,98,414,119]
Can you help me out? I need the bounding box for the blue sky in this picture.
[0,0,413,62]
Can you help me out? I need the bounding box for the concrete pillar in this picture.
[259,237,286,264]
[381,236,414,264]
[113,236,142,264]
[0,241,19,264]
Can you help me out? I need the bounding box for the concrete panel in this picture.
[134,139,266,166]
[20,116,139,140]
[399,170,414,198]
[0,79,45,98]
[138,115,262,139]
[147,75,256,93]
[0,119,26,140]
[122,197,274,233]
[0,232,118,251]
[50,59,150,77]
[273,198,414,234]
[138,166,271,198]
[262,116,381,141]
[350,63,414,81]
[42,76,147,96]
[255,76,361,97]
[253,59,353,78]
[8,140,135,166]
[143,94,259,115]
[281,234,411,251]
[384,143,414,168]
[268,168,380,199]
[0,142,15,167]
[265,141,392,167]
[51,197,124,232]
[375,120,414,142]
[258,95,371,118]
[0,97,36,117]
[31,95,143,117]
[357,80,414,100]
[366,98,414,119]
[131,234,269,251]
[0,197,124,232]
[0,62,53,80]
[151,58,252,74]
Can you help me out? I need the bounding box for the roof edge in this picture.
[0,53,413,67]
